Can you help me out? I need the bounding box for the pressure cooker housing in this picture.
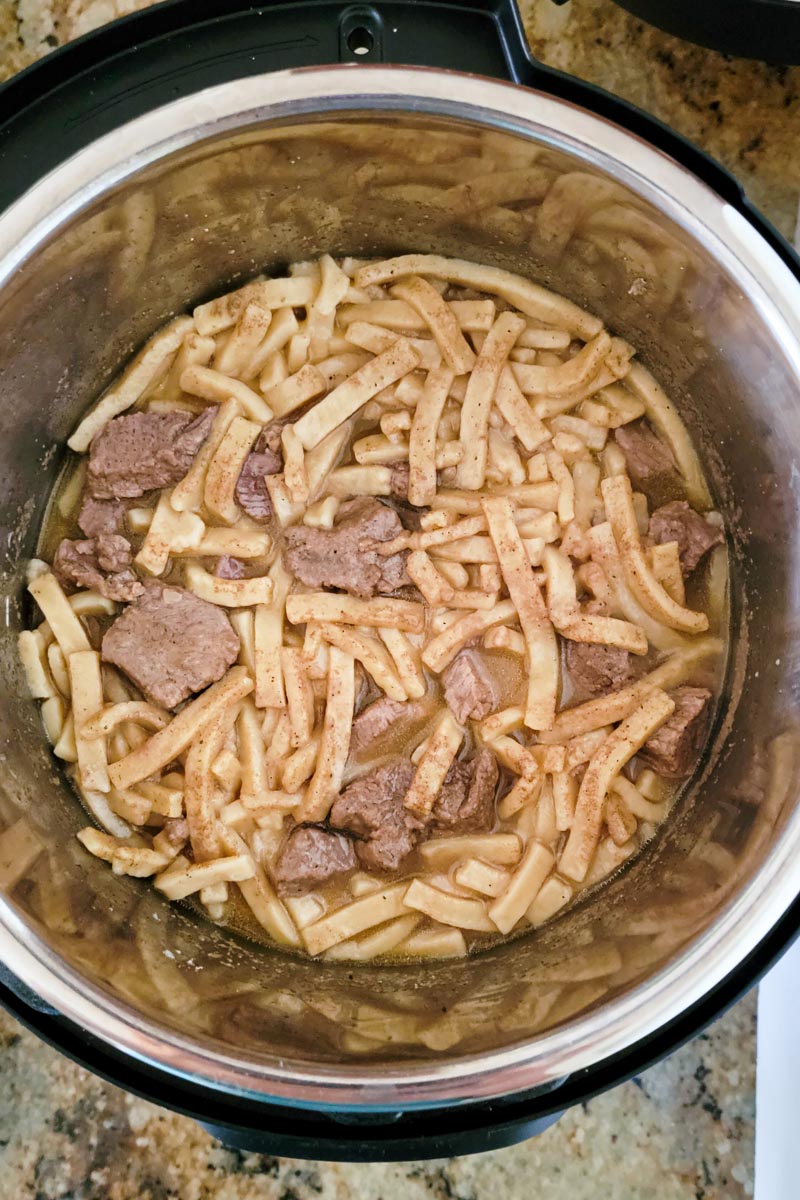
[1,0,800,1161]
[609,0,800,65]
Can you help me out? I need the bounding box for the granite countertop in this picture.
[2,0,797,1195]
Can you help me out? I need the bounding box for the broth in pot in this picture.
[20,253,728,962]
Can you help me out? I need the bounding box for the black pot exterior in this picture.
[611,0,800,65]
[1,0,800,1163]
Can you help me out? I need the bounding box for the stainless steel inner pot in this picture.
[1,66,800,1112]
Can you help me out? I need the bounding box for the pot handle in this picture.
[331,0,541,81]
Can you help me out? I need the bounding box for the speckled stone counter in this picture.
[0,996,756,1199]
[1,0,794,1195]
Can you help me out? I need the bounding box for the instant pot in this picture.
[2,0,800,1163]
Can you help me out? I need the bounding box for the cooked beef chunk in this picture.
[565,639,631,697]
[101,581,239,709]
[95,534,132,572]
[330,759,423,872]
[649,501,724,576]
[87,407,215,500]
[347,496,404,539]
[161,817,189,847]
[350,697,427,754]
[77,496,127,538]
[614,420,676,493]
[354,663,381,716]
[272,825,357,896]
[341,496,404,540]
[284,497,410,598]
[431,747,499,833]
[639,686,713,778]
[256,413,310,457]
[442,650,497,724]
[389,461,410,499]
[256,423,281,457]
[215,555,245,580]
[53,535,143,602]
[235,428,283,520]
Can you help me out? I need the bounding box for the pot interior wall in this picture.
[1,110,799,1074]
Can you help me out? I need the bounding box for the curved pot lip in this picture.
[2,62,800,1110]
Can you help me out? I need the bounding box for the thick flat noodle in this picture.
[354,255,602,339]
[297,647,355,823]
[108,667,253,790]
[482,498,558,731]
[559,689,675,881]
[601,475,709,634]
[69,317,192,452]
[539,638,721,743]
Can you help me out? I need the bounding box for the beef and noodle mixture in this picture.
[20,254,727,961]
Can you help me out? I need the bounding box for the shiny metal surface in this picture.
[1,66,800,1110]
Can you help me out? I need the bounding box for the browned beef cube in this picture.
[389,461,410,499]
[431,748,499,833]
[350,696,427,754]
[272,825,357,896]
[330,759,422,872]
[78,496,127,538]
[389,500,426,531]
[259,422,283,456]
[649,501,724,576]
[94,534,132,573]
[101,582,239,709]
[284,497,410,598]
[338,496,404,541]
[87,407,215,500]
[82,616,104,650]
[235,428,283,520]
[442,650,497,724]
[259,415,301,457]
[53,535,143,602]
[565,639,631,697]
[354,663,381,716]
[215,555,245,579]
[614,420,676,494]
[639,686,713,778]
